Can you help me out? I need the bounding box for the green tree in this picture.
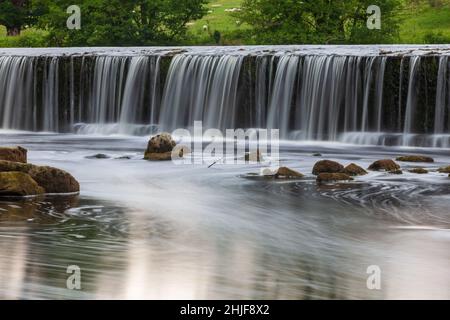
[35,0,208,46]
[237,0,402,44]
[0,0,31,35]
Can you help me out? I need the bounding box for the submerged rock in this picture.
[312,160,344,175]
[343,163,368,176]
[86,153,110,159]
[0,160,79,194]
[368,159,400,172]
[145,133,177,161]
[396,155,434,163]
[0,146,27,163]
[313,153,322,157]
[438,166,450,173]
[275,167,304,179]
[0,172,44,196]
[389,169,403,175]
[316,173,353,183]
[408,168,429,174]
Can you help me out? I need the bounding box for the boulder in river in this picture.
[396,155,434,163]
[438,166,450,173]
[408,168,429,174]
[343,163,368,176]
[312,160,344,175]
[0,146,27,163]
[27,166,80,194]
[316,173,353,183]
[0,160,79,194]
[275,167,304,179]
[0,172,45,196]
[368,159,400,172]
[144,133,177,161]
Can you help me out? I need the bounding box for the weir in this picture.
[0,46,450,147]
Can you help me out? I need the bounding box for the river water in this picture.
[0,131,450,299]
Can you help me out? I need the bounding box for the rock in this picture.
[316,173,353,183]
[312,160,344,175]
[245,150,262,162]
[408,168,429,174]
[144,133,177,161]
[0,160,79,194]
[368,159,400,172]
[0,146,27,163]
[115,156,132,160]
[389,170,403,175]
[86,154,110,159]
[0,160,33,173]
[275,167,304,179]
[438,166,450,173]
[146,133,176,154]
[27,166,80,194]
[144,152,173,161]
[313,153,322,157]
[396,155,434,163]
[343,163,368,176]
[0,172,44,196]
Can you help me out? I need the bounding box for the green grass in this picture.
[0,26,48,47]
[186,0,249,44]
[398,3,450,43]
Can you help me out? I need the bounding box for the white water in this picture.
[1,46,450,146]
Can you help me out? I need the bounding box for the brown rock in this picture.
[396,155,434,163]
[276,167,304,179]
[0,172,44,196]
[344,163,368,176]
[144,133,177,161]
[146,133,176,154]
[144,151,173,161]
[27,166,80,194]
[368,159,400,172]
[438,166,450,173]
[408,168,429,174]
[316,173,353,183]
[389,170,403,175]
[312,160,344,175]
[0,160,79,194]
[0,146,27,163]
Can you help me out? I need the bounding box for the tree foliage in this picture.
[32,0,208,46]
[0,0,36,35]
[237,0,403,44]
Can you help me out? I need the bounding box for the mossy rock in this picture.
[368,159,400,172]
[396,155,434,163]
[275,167,304,179]
[0,146,27,163]
[0,172,44,196]
[344,163,368,176]
[316,173,353,183]
[312,160,344,175]
[438,166,450,173]
[0,160,79,194]
[408,168,429,174]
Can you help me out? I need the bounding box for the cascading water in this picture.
[0,46,450,147]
